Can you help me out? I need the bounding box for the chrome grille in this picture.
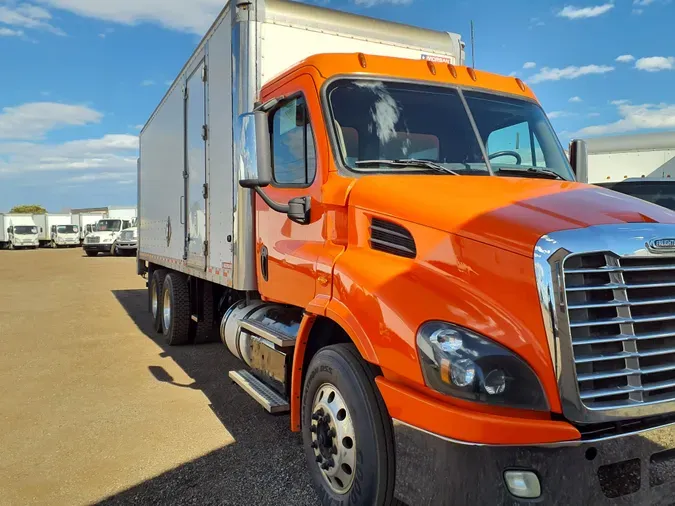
[564,253,675,410]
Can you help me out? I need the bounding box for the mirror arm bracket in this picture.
[254,187,290,213]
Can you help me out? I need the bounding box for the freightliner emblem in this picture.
[647,238,675,253]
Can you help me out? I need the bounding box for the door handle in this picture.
[180,196,185,224]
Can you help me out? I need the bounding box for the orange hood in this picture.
[349,175,675,257]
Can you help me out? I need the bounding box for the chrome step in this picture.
[239,318,296,348]
[229,369,289,414]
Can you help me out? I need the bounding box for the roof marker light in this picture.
[515,78,526,91]
[427,60,437,75]
[467,67,477,81]
[447,64,457,78]
[358,53,367,68]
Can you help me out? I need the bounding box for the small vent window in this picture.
[369,218,416,259]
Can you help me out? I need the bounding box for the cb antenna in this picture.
[470,20,475,69]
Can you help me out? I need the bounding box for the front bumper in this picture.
[116,241,137,250]
[83,243,113,252]
[393,420,675,505]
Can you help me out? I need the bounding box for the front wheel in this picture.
[302,344,395,506]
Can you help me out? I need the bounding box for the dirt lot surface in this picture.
[0,248,318,506]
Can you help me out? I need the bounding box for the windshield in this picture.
[597,181,675,211]
[95,220,122,232]
[327,79,573,180]
[14,226,37,235]
[57,225,78,234]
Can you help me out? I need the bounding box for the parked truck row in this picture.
[136,1,675,504]
[1,207,138,253]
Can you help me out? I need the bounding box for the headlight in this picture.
[416,321,548,411]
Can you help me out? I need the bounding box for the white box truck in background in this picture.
[108,206,137,226]
[0,214,39,249]
[584,131,675,211]
[33,213,79,248]
[585,131,675,183]
[81,206,137,256]
[71,212,105,243]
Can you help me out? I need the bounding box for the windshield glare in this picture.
[14,226,37,235]
[96,220,122,232]
[327,79,573,180]
[57,225,78,234]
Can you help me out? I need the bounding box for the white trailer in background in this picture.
[585,131,675,183]
[108,206,137,226]
[32,214,79,248]
[0,214,39,249]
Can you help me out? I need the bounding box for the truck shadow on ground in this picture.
[107,289,319,506]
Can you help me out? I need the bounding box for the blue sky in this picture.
[0,0,673,211]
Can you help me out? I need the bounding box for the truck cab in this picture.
[50,224,80,248]
[83,219,130,256]
[7,222,39,249]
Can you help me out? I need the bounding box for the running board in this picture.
[229,370,289,414]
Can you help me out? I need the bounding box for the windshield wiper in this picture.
[495,167,565,180]
[355,159,459,175]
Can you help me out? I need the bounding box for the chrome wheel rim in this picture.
[310,383,356,495]
[151,282,158,318]
[162,288,171,331]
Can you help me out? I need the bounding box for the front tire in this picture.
[301,344,395,506]
[161,273,190,345]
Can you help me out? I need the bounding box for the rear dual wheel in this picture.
[302,344,396,506]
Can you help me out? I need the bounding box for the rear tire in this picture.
[85,251,97,257]
[301,344,395,506]
[161,273,191,345]
[149,269,166,333]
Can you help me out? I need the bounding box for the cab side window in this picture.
[270,96,316,186]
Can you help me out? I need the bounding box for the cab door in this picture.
[255,75,325,307]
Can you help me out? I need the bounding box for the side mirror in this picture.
[569,139,588,183]
[238,111,272,189]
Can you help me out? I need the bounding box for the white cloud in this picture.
[141,79,155,86]
[352,0,413,5]
[588,112,601,117]
[133,124,144,130]
[0,27,24,37]
[0,3,65,35]
[0,102,102,140]
[508,71,518,77]
[575,101,675,136]
[40,91,50,96]
[523,61,536,69]
[569,96,583,103]
[635,56,675,72]
[67,171,135,183]
[529,64,614,84]
[615,54,635,63]
[558,3,614,19]
[35,0,229,34]
[0,134,138,174]
[548,111,570,119]
[634,0,657,5]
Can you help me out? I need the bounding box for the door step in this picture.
[229,370,289,414]
[238,318,296,348]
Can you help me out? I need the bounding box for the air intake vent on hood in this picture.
[369,217,416,259]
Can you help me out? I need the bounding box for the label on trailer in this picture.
[421,54,453,64]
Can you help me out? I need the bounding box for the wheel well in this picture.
[302,316,381,386]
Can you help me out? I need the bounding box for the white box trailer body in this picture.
[108,206,137,226]
[0,214,39,249]
[138,0,464,290]
[32,214,75,246]
[585,131,675,184]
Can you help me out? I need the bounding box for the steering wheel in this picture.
[489,150,522,165]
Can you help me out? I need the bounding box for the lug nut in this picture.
[328,429,336,438]
[323,415,331,424]
[316,455,323,463]
[310,441,318,449]
[332,445,338,455]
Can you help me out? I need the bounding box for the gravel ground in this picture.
[0,248,319,506]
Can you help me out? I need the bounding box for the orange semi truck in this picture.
[137,0,675,503]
